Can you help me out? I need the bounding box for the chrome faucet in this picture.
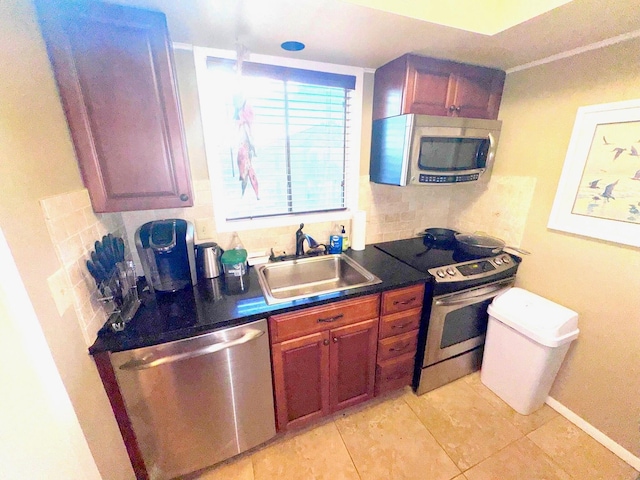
[295,223,320,256]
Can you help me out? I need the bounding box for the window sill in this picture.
[215,210,355,233]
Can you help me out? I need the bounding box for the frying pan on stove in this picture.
[416,228,458,257]
[419,228,458,248]
[454,232,530,257]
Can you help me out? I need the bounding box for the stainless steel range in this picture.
[375,237,520,395]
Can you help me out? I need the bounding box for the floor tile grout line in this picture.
[404,379,530,473]
[333,418,364,480]
[522,433,577,480]
[399,392,463,478]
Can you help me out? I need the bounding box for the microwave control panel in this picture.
[418,173,480,184]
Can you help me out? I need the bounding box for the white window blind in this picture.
[204,58,356,221]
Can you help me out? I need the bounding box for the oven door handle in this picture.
[435,282,512,307]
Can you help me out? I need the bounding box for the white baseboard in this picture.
[546,396,640,471]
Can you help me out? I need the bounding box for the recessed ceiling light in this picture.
[281,41,305,52]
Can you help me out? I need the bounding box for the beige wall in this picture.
[497,37,640,457]
[0,1,134,478]
[0,228,101,479]
[7,0,638,473]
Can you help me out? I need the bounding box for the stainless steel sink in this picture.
[256,254,382,304]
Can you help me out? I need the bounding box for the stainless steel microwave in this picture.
[370,114,502,186]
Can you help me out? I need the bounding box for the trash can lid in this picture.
[488,287,579,347]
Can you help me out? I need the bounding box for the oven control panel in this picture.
[429,254,514,283]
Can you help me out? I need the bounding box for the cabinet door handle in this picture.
[391,321,411,329]
[393,297,416,306]
[317,313,344,323]
[455,106,461,112]
[323,339,329,346]
[389,343,410,352]
[448,105,457,112]
[333,337,338,343]
[179,194,189,201]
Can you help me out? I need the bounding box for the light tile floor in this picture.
[186,373,639,480]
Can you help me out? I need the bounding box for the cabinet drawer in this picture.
[378,308,422,339]
[381,284,424,316]
[375,353,416,396]
[269,294,380,343]
[377,330,418,362]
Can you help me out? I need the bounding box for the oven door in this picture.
[423,277,515,367]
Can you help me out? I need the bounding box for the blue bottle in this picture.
[328,234,342,254]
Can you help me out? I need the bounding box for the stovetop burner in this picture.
[374,237,472,270]
[374,237,520,294]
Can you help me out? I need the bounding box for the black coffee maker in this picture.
[135,219,197,293]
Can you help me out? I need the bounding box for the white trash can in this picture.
[480,287,579,415]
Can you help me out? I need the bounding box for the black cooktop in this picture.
[375,237,479,272]
[374,237,521,294]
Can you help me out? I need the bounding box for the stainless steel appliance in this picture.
[375,236,519,395]
[370,114,501,186]
[195,242,224,279]
[135,219,197,293]
[110,319,276,480]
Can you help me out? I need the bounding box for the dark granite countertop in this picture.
[89,245,431,354]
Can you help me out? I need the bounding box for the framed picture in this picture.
[548,99,640,247]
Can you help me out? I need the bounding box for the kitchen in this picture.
[1,0,640,479]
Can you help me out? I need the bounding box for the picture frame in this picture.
[548,99,640,247]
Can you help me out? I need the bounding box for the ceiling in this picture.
[124,0,640,71]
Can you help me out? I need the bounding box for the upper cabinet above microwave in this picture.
[35,1,193,213]
[372,54,506,121]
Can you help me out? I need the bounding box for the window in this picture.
[194,48,363,231]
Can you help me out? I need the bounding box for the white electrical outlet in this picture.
[47,268,73,316]
[195,218,215,240]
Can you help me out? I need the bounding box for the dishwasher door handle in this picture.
[119,328,265,371]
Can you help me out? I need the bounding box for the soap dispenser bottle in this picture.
[328,226,343,254]
[340,225,349,251]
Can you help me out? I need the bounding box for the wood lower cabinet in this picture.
[329,319,378,412]
[373,54,505,121]
[271,331,330,431]
[375,284,425,396]
[269,295,380,431]
[35,1,193,213]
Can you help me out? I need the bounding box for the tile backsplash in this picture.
[122,174,536,271]
[41,189,128,346]
[50,175,535,345]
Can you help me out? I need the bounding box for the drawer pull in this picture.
[391,321,412,329]
[389,343,410,352]
[393,297,416,306]
[317,313,344,323]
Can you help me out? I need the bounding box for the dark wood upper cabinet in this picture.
[373,54,505,121]
[35,1,193,212]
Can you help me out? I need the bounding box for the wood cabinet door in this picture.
[271,331,330,431]
[406,62,455,117]
[450,66,506,120]
[35,1,193,212]
[329,318,378,412]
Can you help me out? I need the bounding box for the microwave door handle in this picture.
[119,328,265,371]
[435,283,512,307]
[487,132,498,166]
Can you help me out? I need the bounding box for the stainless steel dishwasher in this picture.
[110,318,276,480]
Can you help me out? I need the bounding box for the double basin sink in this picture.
[256,254,382,305]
